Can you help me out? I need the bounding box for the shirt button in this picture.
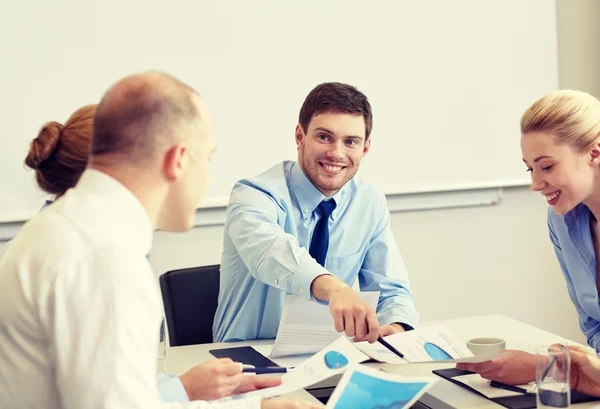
[299,288,304,295]
[303,209,309,213]
[275,279,279,285]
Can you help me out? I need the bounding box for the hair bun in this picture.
[25,121,63,169]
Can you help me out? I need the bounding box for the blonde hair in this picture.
[520,90,600,152]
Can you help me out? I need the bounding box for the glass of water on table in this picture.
[536,345,570,408]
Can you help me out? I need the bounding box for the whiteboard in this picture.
[0,0,557,222]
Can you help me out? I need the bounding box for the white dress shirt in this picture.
[0,169,260,409]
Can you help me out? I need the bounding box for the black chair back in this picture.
[159,265,220,346]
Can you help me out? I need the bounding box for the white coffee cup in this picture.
[467,337,506,356]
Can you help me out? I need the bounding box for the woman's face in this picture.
[521,131,598,215]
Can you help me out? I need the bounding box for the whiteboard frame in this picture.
[0,184,509,241]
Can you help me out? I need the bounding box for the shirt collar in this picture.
[290,162,346,221]
[564,203,589,230]
[74,169,154,256]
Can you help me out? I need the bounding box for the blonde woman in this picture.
[459,90,600,386]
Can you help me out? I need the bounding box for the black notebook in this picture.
[209,346,280,368]
[433,368,600,409]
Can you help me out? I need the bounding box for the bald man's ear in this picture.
[163,143,187,181]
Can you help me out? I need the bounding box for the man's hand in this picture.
[353,323,405,342]
[179,359,283,400]
[379,323,406,337]
[568,345,600,397]
[311,275,380,344]
[231,375,282,395]
[456,350,536,385]
[178,358,244,400]
[261,398,325,409]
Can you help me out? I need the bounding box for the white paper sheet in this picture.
[326,365,437,409]
[269,292,380,359]
[453,374,534,398]
[354,324,480,364]
[428,351,502,364]
[217,336,370,402]
[352,341,407,365]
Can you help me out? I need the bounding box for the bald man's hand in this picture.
[262,398,325,409]
[178,358,245,401]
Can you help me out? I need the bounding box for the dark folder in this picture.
[209,346,280,368]
[433,368,599,409]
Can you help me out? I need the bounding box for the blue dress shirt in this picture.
[213,161,419,342]
[548,204,600,351]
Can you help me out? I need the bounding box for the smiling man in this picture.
[213,82,419,343]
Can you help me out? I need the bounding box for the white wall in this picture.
[0,0,557,222]
[556,0,600,98]
[149,186,585,344]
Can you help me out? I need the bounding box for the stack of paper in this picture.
[268,292,379,366]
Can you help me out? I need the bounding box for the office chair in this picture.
[159,264,220,346]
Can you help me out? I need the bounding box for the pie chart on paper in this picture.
[423,342,453,360]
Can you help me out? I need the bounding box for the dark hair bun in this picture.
[25,121,63,169]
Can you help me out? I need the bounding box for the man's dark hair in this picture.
[298,82,373,139]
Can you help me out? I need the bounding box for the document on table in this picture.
[354,324,498,364]
[453,374,534,398]
[326,365,437,409]
[269,291,380,360]
[217,336,370,402]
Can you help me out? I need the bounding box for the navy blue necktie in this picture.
[309,200,337,266]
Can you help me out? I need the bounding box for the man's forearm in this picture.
[310,274,348,301]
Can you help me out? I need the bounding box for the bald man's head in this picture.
[92,72,202,162]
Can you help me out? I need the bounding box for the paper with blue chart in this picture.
[326,365,437,409]
[354,324,498,364]
[216,336,370,402]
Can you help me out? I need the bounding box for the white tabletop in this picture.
[165,338,320,404]
[166,314,597,408]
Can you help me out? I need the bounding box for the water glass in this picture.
[158,317,167,372]
[536,345,570,408]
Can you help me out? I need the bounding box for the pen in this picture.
[489,380,530,394]
[242,365,289,374]
[542,343,567,382]
[541,356,557,381]
[377,336,405,359]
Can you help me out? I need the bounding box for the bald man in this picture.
[0,72,321,409]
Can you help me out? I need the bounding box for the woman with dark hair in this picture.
[25,105,96,199]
